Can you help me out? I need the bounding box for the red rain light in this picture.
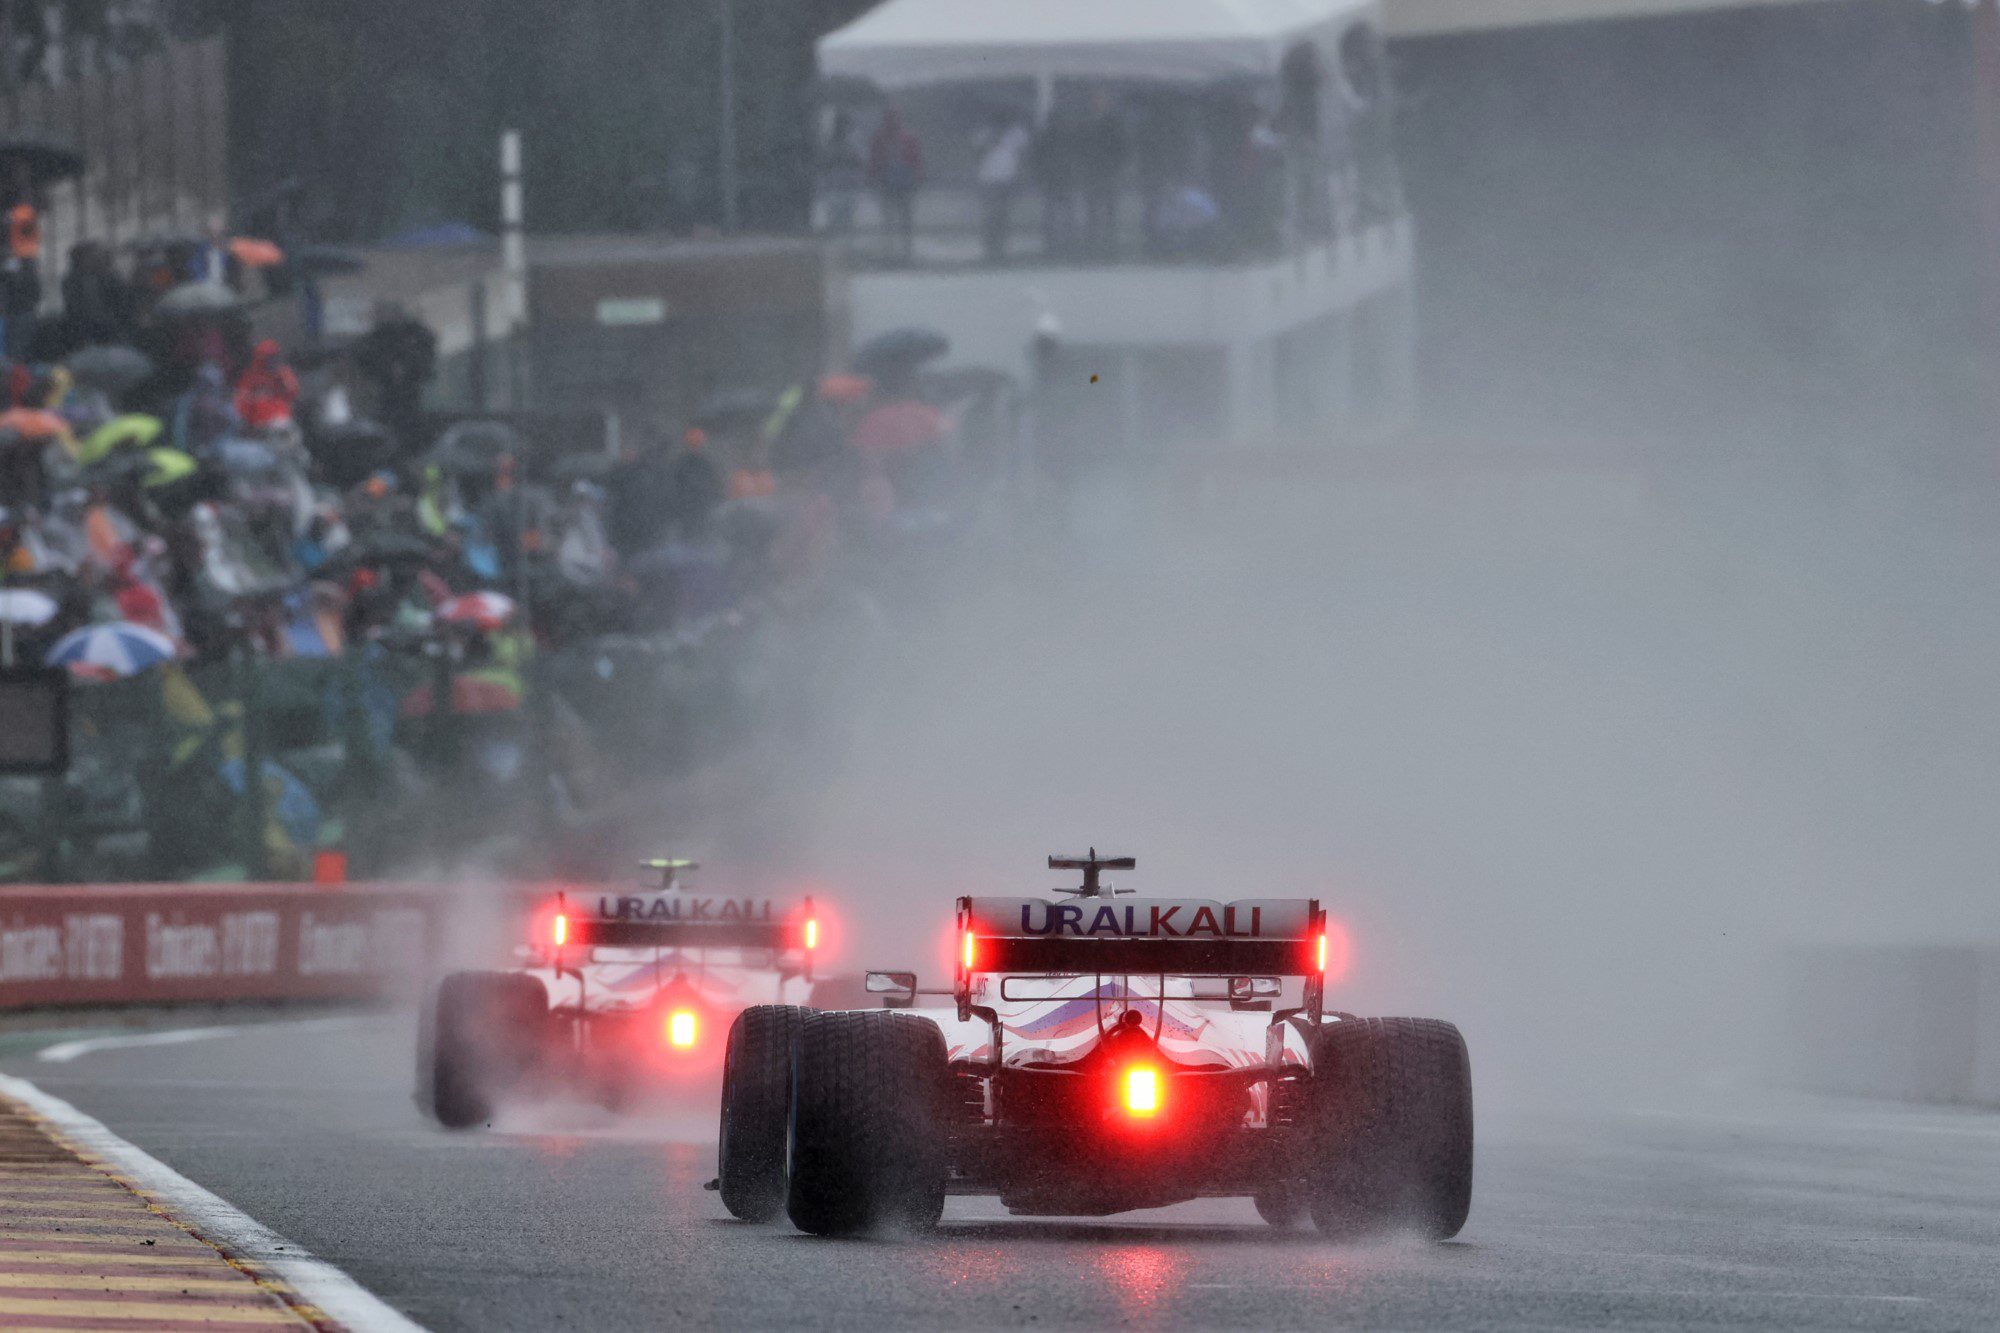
[1123,1065,1162,1118]
[1318,918,1352,983]
[804,917,819,951]
[552,912,569,948]
[960,929,976,972]
[666,1009,698,1049]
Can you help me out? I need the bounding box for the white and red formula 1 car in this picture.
[712,851,1471,1239]
[420,860,820,1128]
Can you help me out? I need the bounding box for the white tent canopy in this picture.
[819,0,1382,90]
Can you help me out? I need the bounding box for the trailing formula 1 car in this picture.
[712,851,1472,1238]
[419,860,820,1128]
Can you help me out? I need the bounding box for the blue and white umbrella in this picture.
[44,622,176,677]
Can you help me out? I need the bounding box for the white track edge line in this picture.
[37,1015,374,1064]
[0,1071,428,1333]
[37,1025,244,1063]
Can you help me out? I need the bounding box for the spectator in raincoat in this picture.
[172,365,242,457]
[234,340,300,429]
[354,304,437,454]
[2,165,42,358]
[867,108,925,263]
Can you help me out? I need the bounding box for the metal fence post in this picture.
[236,654,271,881]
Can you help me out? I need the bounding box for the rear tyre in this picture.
[786,1010,949,1236]
[428,971,550,1130]
[718,1004,816,1221]
[1254,1182,1310,1229]
[1307,1017,1473,1241]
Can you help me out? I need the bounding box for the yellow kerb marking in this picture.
[0,1095,317,1328]
[0,1229,211,1248]
[0,1272,257,1292]
[0,1219,170,1234]
[0,1249,247,1267]
[0,1295,300,1322]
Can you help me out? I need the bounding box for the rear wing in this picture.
[538,892,819,976]
[559,917,810,951]
[954,895,1330,1020]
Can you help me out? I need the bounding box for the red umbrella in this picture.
[0,407,69,442]
[435,591,517,632]
[851,400,948,458]
[229,236,286,268]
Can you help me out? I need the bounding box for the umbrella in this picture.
[436,591,517,632]
[0,135,82,185]
[431,419,522,474]
[851,327,950,376]
[693,389,773,434]
[140,448,197,489]
[63,345,156,395]
[86,445,197,491]
[45,622,176,677]
[0,408,69,443]
[156,282,244,317]
[0,588,57,626]
[228,236,285,268]
[286,245,366,278]
[818,373,874,404]
[81,449,156,489]
[78,414,163,464]
[852,400,950,457]
[326,530,435,569]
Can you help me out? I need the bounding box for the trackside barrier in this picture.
[1774,945,2000,1106]
[0,883,439,1009]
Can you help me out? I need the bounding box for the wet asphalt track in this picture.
[5,1012,1997,1332]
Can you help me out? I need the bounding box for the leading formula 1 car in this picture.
[419,860,819,1128]
[711,851,1471,1237]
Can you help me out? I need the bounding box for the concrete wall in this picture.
[1776,946,2000,1105]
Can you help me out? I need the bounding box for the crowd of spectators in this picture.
[0,183,982,691]
[0,189,990,878]
[822,32,1401,266]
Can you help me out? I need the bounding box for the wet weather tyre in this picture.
[1254,1182,1310,1229]
[786,1010,950,1236]
[718,1005,816,1222]
[428,971,550,1130]
[1307,1017,1473,1240]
